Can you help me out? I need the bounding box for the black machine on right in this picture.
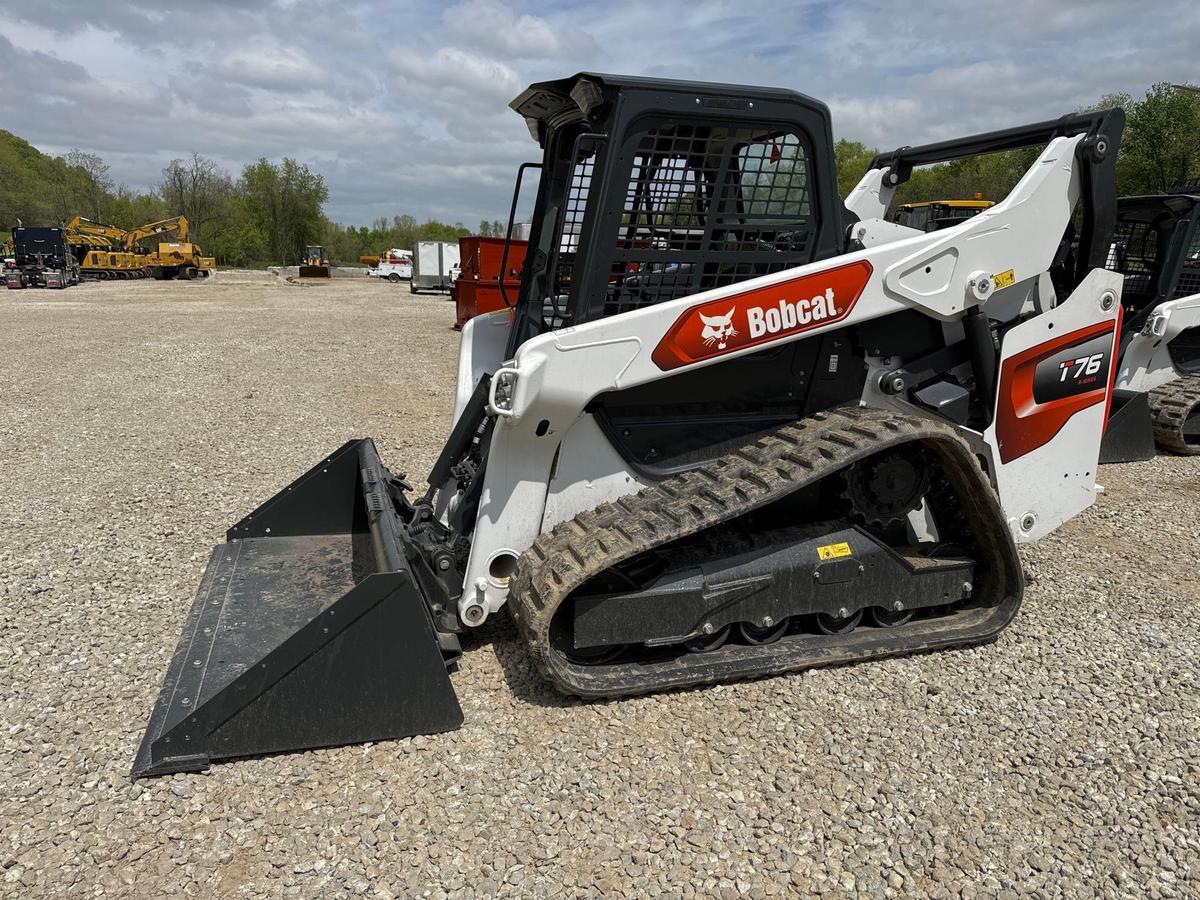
[1100,188,1200,460]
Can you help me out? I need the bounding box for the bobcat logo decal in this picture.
[699,309,738,349]
[651,260,873,371]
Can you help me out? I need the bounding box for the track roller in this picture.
[814,610,863,635]
[867,606,914,628]
[684,625,731,653]
[737,619,789,645]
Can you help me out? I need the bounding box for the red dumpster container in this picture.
[454,236,528,329]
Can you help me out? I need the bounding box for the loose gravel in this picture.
[1,275,1197,898]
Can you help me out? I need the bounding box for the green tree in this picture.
[160,153,236,248]
[835,139,878,199]
[392,214,419,249]
[1118,82,1200,193]
[106,187,168,230]
[894,147,1039,207]
[239,157,328,264]
[65,149,113,221]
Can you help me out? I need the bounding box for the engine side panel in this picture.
[986,268,1122,542]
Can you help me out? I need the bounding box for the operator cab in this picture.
[504,73,846,355]
[1107,193,1200,325]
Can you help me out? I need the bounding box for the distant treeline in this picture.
[0,132,484,266]
[3,82,1196,265]
[0,133,329,265]
[320,216,508,266]
[834,82,1200,206]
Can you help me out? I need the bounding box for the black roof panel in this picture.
[509,72,828,132]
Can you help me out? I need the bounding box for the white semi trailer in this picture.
[410,241,460,293]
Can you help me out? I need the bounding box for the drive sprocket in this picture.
[842,446,930,529]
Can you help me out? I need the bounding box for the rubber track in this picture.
[507,406,1022,698]
[1149,376,1200,455]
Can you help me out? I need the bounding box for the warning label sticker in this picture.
[817,542,852,560]
[993,268,1016,290]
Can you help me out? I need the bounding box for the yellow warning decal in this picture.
[817,542,852,560]
[993,268,1016,290]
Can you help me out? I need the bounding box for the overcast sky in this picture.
[1,0,1196,226]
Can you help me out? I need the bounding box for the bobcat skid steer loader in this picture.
[132,73,1126,777]
[1099,190,1200,461]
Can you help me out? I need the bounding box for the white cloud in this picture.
[392,46,520,100]
[0,0,1198,225]
[441,0,596,60]
[219,46,328,92]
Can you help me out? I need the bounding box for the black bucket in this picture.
[1100,388,1157,463]
[131,440,463,778]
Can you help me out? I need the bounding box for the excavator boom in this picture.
[66,216,129,244]
[123,216,189,249]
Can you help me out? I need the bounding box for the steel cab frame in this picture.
[503,73,846,354]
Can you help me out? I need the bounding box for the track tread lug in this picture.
[506,405,1022,698]
[1149,377,1200,455]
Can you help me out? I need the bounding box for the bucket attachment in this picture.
[131,440,463,778]
[298,265,331,278]
[1100,388,1157,463]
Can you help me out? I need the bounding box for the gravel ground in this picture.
[1,274,1197,898]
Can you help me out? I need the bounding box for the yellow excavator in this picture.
[123,216,216,280]
[65,216,149,280]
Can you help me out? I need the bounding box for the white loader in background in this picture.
[1100,191,1200,459]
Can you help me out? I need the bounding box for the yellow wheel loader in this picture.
[299,245,331,278]
[894,198,995,232]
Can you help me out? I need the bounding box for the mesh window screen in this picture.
[598,123,816,318]
[545,140,599,329]
[1107,219,1159,275]
[1174,228,1200,299]
[1107,218,1162,304]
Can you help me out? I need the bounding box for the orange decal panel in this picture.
[995,320,1118,464]
[651,260,873,371]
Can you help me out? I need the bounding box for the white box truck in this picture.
[410,241,460,293]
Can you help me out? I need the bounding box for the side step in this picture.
[131,440,463,778]
[1099,388,1157,463]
